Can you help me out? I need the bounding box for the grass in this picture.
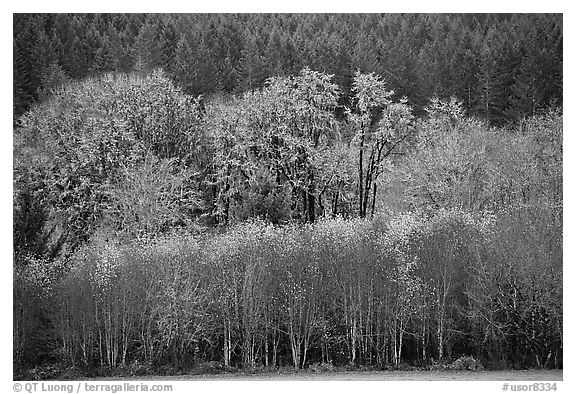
[92,369,563,381]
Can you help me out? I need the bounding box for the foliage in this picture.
[14,71,205,255]
[448,356,484,371]
[14,14,562,123]
[347,71,414,217]
[104,153,201,238]
[27,204,558,373]
[379,102,562,214]
[14,255,66,367]
[207,68,341,224]
[12,15,562,374]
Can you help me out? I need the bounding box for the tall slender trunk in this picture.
[307,169,316,222]
[391,326,397,365]
[272,328,279,367]
[302,338,309,368]
[358,128,365,217]
[264,324,269,367]
[398,318,404,365]
[290,337,300,369]
[437,309,444,361]
[350,317,357,364]
[223,318,231,368]
[289,313,300,369]
[371,183,378,216]
[421,313,427,363]
[332,183,340,216]
[362,152,375,217]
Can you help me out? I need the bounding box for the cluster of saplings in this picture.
[13,69,562,376]
[15,208,562,374]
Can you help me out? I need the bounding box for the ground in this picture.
[95,369,562,381]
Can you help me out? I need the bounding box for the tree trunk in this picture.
[272,329,279,367]
[398,320,404,365]
[307,169,316,222]
[421,314,427,363]
[371,183,378,216]
[358,129,365,217]
[223,318,231,368]
[351,317,357,364]
[264,329,269,367]
[438,313,444,361]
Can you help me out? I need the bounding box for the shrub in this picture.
[194,361,225,375]
[449,356,484,371]
[308,362,335,373]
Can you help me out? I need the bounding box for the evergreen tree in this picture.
[67,36,90,79]
[84,23,104,73]
[37,61,69,102]
[508,15,562,118]
[173,35,195,94]
[217,53,237,92]
[264,27,286,77]
[450,26,480,113]
[195,38,218,95]
[13,40,32,117]
[13,13,563,124]
[135,20,162,72]
[236,34,267,92]
[34,31,57,77]
[475,30,506,123]
[93,37,115,73]
[160,20,179,75]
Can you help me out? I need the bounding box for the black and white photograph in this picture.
[10,6,565,387]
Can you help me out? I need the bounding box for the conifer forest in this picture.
[13,14,562,378]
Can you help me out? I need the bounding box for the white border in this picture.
[1,5,572,394]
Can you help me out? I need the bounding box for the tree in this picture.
[348,71,414,217]
[208,67,340,224]
[37,61,69,101]
[159,20,179,74]
[417,210,482,361]
[387,100,562,214]
[467,206,562,368]
[13,14,562,124]
[134,20,162,72]
[14,71,205,256]
[380,212,428,365]
[104,153,200,238]
[236,34,267,92]
[475,28,508,123]
[92,37,115,73]
[13,39,33,117]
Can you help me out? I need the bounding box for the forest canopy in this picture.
[14,14,562,123]
[13,13,562,378]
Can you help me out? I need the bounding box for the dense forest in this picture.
[13,14,562,378]
[14,14,562,123]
